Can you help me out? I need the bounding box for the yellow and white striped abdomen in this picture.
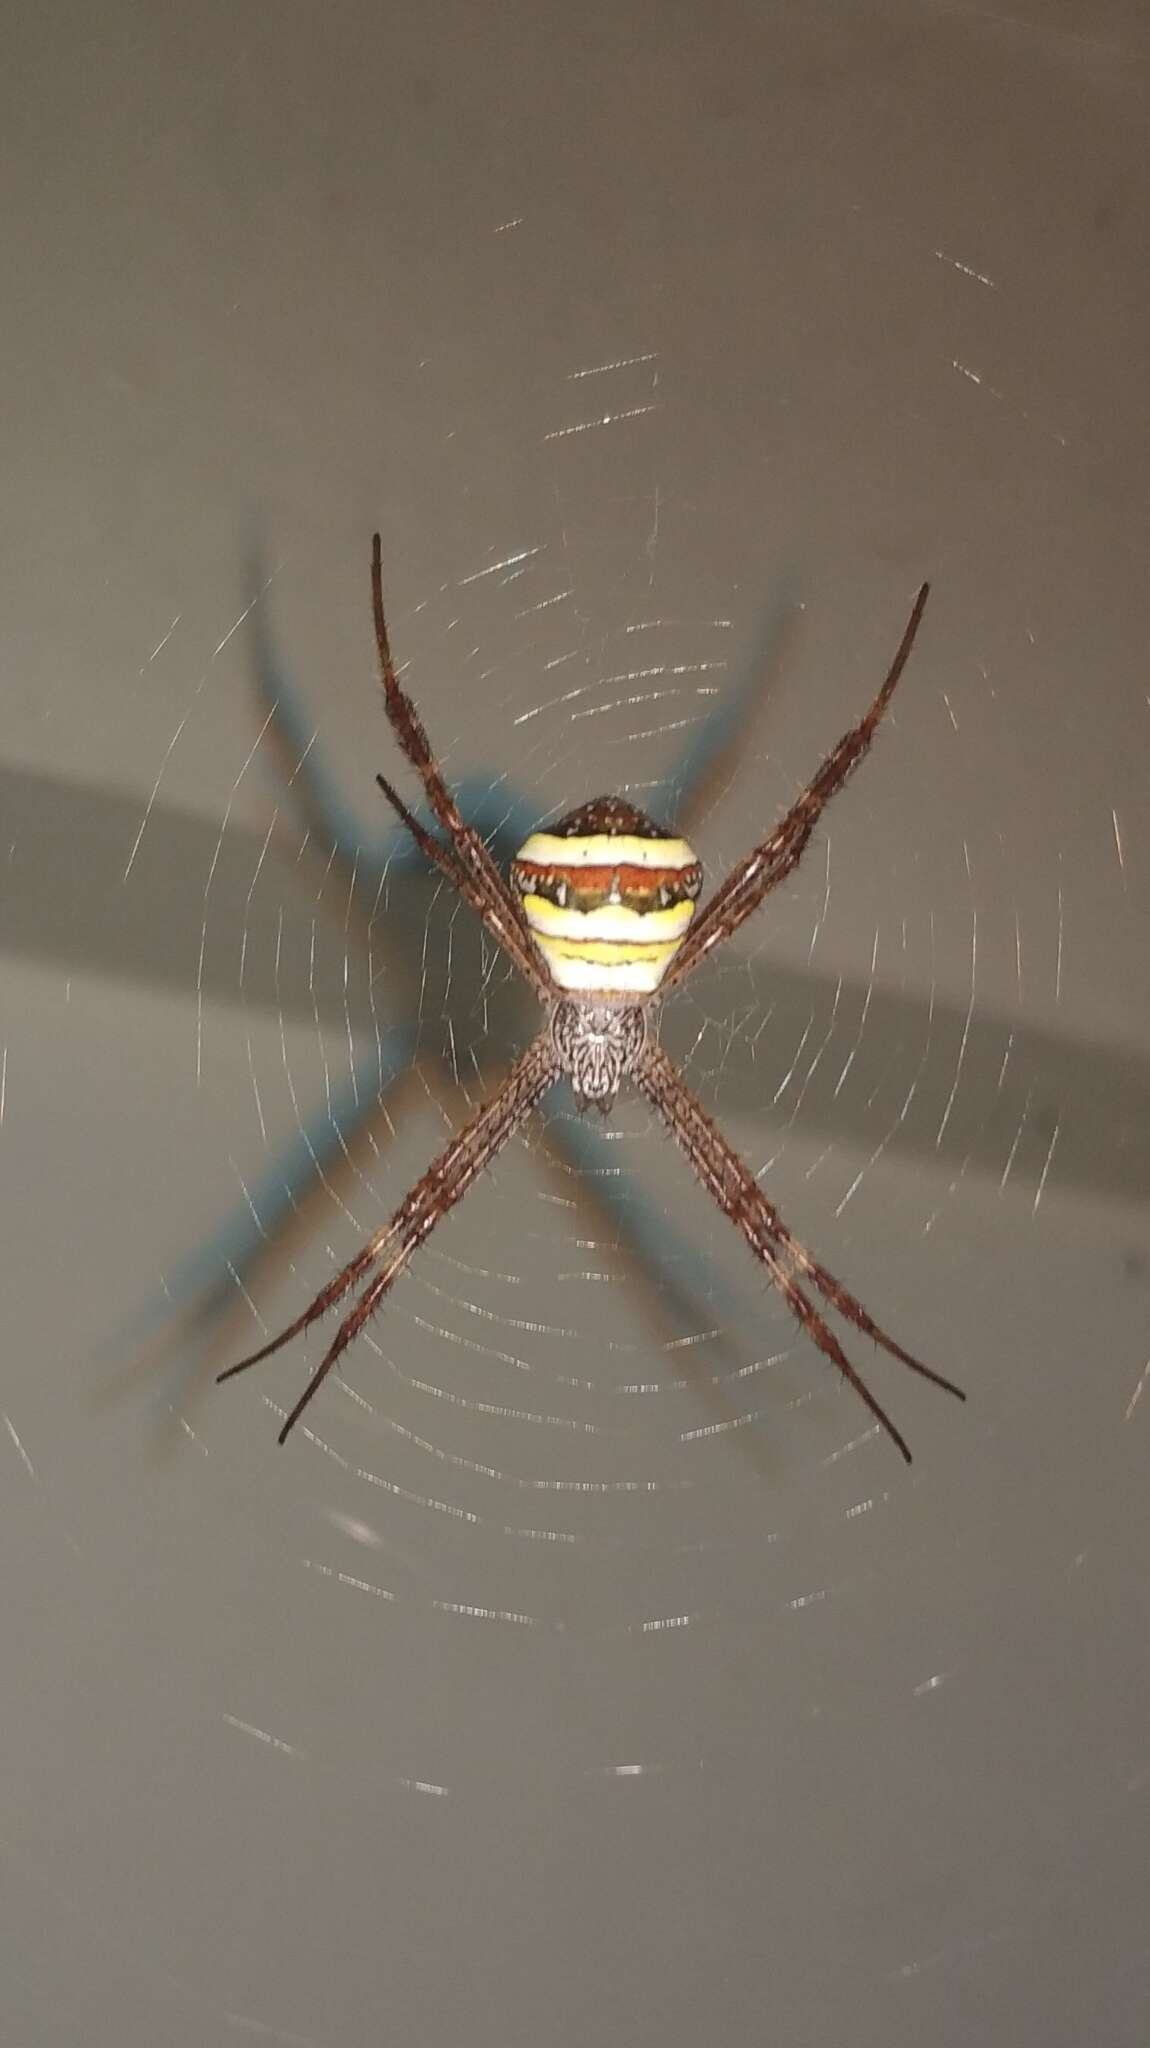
[511,800,703,996]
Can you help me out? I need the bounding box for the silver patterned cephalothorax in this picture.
[218,537,966,1461]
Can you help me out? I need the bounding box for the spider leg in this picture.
[371,534,547,993]
[375,771,546,991]
[663,583,929,990]
[218,1031,559,1441]
[273,1227,440,1445]
[635,1043,963,1462]
[746,1212,965,1401]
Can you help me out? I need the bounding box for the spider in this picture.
[219,538,966,1459]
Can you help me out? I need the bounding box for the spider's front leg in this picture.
[635,1042,964,1461]
[219,1033,559,1441]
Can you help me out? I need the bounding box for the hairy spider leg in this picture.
[219,1035,558,1441]
[665,583,930,989]
[374,770,545,990]
[636,1042,964,1461]
[371,535,546,988]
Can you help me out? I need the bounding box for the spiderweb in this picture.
[99,336,1144,1662]
[5,11,1150,2039]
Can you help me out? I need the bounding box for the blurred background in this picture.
[3,3,1148,2042]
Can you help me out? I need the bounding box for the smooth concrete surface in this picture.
[2,5,1148,2043]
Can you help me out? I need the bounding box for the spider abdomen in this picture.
[512,796,702,996]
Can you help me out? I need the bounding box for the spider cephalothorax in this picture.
[219,540,965,1461]
[550,996,648,1110]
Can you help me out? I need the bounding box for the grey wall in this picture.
[3,4,1148,2043]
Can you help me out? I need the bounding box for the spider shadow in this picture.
[140,549,803,1466]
